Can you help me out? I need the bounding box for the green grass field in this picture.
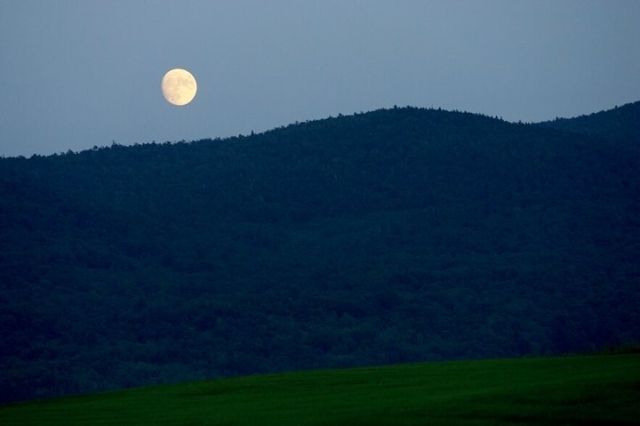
[2,354,639,425]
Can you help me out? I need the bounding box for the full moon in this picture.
[161,68,197,106]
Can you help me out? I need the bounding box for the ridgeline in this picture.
[1,103,639,402]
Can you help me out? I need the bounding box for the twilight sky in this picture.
[1,1,639,158]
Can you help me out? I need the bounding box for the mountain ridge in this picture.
[538,100,640,146]
[1,102,639,403]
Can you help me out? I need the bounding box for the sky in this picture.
[1,1,639,158]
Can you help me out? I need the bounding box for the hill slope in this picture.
[2,354,639,425]
[1,106,639,402]
[539,100,640,148]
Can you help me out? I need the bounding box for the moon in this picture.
[161,68,197,106]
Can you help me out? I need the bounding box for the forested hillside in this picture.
[1,104,639,403]
[540,100,640,147]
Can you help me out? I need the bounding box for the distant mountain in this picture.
[1,104,639,403]
[539,100,640,147]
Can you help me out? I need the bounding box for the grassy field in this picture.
[1,354,639,425]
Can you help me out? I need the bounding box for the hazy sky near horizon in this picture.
[1,1,639,157]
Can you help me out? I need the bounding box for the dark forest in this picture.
[1,102,639,403]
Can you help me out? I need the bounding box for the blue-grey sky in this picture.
[1,1,639,158]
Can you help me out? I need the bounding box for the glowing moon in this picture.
[161,68,197,106]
